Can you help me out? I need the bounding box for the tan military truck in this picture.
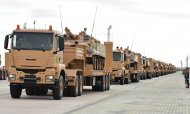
[158,62,164,76]
[141,56,147,79]
[135,53,145,80]
[128,51,140,82]
[4,25,112,99]
[170,64,176,73]
[162,62,167,75]
[144,58,154,79]
[111,47,130,85]
[153,60,160,77]
[4,25,67,99]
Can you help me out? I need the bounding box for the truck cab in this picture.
[111,48,129,85]
[4,25,66,100]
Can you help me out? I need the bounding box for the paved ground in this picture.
[0,71,189,114]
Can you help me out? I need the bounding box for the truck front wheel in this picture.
[10,83,22,99]
[69,76,79,97]
[53,76,64,100]
[78,75,83,96]
[120,75,124,85]
[100,75,106,91]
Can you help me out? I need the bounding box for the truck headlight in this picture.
[8,74,16,81]
[45,76,54,82]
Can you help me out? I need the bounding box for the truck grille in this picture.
[25,75,36,79]
[24,75,37,84]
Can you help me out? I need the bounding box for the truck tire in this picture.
[92,77,98,91]
[10,83,22,98]
[124,78,129,84]
[0,70,2,80]
[53,76,64,100]
[78,75,83,96]
[3,75,6,80]
[69,77,79,97]
[136,75,140,82]
[42,88,48,95]
[120,76,124,85]
[106,75,110,90]
[25,88,34,95]
[92,86,97,91]
[100,76,106,91]
[114,79,118,82]
[104,75,107,91]
[3,71,6,80]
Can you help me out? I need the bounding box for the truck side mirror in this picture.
[4,35,9,50]
[59,37,64,51]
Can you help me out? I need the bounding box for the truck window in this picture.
[56,36,60,51]
[113,52,121,61]
[12,32,53,51]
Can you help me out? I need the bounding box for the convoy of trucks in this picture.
[3,25,177,100]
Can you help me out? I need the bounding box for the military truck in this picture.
[144,58,154,79]
[153,60,160,77]
[141,56,147,80]
[169,64,176,73]
[158,62,164,76]
[111,47,130,85]
[4,25,112,99]
[128,51,140,82]
[135,53,145,80]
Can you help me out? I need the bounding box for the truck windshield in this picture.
[12,32,53,51]
[113,52,121,61]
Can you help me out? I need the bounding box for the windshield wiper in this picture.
[14,48,31,51]
[30,48,46,52]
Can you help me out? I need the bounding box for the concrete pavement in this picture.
[0,71,189,114]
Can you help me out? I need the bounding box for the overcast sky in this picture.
[0,0,190,67]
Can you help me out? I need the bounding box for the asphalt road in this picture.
[0,71,189,114]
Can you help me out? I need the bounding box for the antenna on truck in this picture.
[59,3,64,34]
[130,33,135,51]
[91,5,98,37]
